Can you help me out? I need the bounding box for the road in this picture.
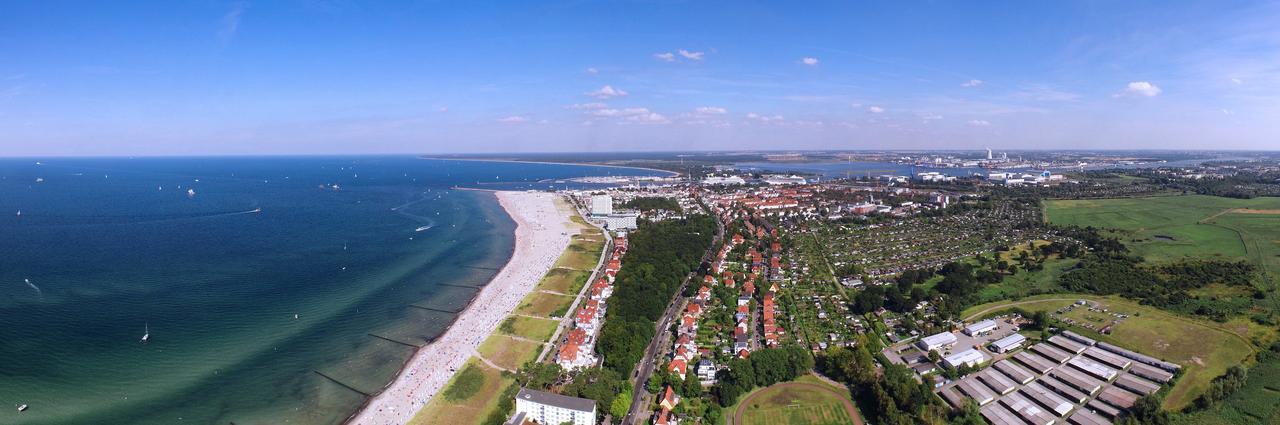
[621,274,691,425]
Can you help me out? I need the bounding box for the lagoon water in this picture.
[0,156,661,425]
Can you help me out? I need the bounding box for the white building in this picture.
[697,359,717,384]
[590,194,613,217]
[702,176,746,186]
[763,175,807,185]
[989,333,1026,353]
[917,331,958,352]
[963,319,998,336]
[943,348,989,369]
[602,212,639,230]
[511,387,597,425]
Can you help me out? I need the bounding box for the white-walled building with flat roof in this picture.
[511,387,597,425]
[963,319,998,336]
[917,331,958,352]
[989,333,1026,353]
[590,194,613,217]
[943,348,989,369]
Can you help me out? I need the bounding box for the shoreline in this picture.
[348,190,574,425]
[419,156,682,177]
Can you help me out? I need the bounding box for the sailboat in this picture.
[140,323,150,343]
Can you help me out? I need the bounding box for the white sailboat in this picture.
[140,323,150,343]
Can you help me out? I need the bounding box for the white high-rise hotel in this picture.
[590,194,612,217]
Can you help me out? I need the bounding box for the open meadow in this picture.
[1174,357,1280,425]
[1044,195,1280,281]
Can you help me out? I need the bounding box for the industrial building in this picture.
[944,348,989,369]
[964,319,998,336]
[918,331,958,352]
[988,333,1026,353]
[937,333,1180,425]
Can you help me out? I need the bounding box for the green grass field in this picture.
[1174,357,1280,425]
[497,315,559,341]
[477,334,542,371]
[537,267,592,294]
[514,291,575,318]
[963,295,1256,410]
[411,358,513,425]
[975,257,1077,304]
[726,375,859,425]
[554,235,605,271]
[1044,195,1280,276]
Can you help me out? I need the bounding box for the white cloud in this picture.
[801,57,819,66]
[678,49,705,60]
[920,113,943,121]
[585,67,598,75]
[568,102,609,110]
[1015,84,1082,102]
[745,112,785,123]
[438,106,448,112]
[654,52,676,62]
[967,119,991,126]
[1118,81,1162,97]
[497,116,529,123]
[1230,78,1243,85]
[694,106,727,115]
[217,2,246,43]
[585,85,628,99]
[867,106,885,113]
[961,79,984,87]
[589,107,669,124]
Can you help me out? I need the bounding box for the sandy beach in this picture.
[349,190,574,425]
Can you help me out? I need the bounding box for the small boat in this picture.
[251,207,262,213]
[17,404,27,412]
[140,323,150,343]
[187,188,196,198]
[15,210,20,217]
[415,225,431,232]
[293,314,299,319]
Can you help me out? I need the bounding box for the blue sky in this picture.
[2,1,1278,155]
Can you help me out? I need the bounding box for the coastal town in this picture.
[393,151,1280,425]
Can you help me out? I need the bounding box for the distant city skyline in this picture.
[2,1,1279,156]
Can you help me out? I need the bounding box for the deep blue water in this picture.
[0,156,664,425]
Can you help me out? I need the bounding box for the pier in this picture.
[313,370,370,397]
[368,333,421,348]
[408,304,464,314]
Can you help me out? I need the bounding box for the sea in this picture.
[0,156,666,425]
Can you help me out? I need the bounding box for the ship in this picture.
[140,323,150,343]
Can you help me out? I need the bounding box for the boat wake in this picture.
[11,207,263,226]
[23,278,43,298]
[391,193,439,233]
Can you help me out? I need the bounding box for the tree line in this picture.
[596,215,716,376]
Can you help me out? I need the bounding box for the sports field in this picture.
[963,295,1256,410]
[1044,196,1280,281]
[727,375,862,425]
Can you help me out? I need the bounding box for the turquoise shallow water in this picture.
[0,156,661,425]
